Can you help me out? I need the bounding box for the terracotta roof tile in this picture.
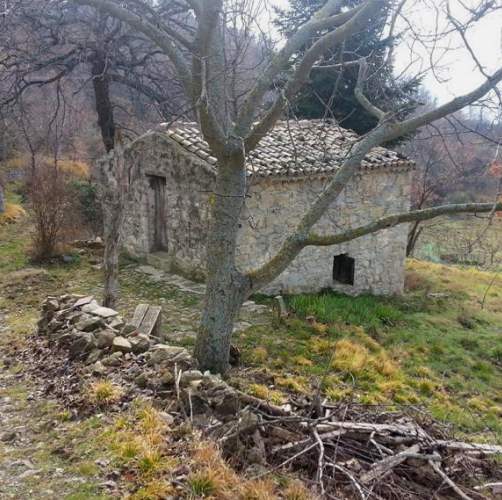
[161,119,414,178]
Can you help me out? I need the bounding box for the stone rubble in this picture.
[37,294,248,421]
[38,294,176,366]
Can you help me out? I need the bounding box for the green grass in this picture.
[0,216,29,273]
[238,259,502,442]
[288,292,405,329]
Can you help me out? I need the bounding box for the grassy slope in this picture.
[236,260,502,442]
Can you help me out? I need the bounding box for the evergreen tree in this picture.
[274,0,421,135]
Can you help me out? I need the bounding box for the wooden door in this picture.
[148,175,168,251]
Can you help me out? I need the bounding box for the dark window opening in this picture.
[333,254,355,285]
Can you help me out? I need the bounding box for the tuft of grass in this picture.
[0,202,27,225]
[283,480,312,500]
[187,470,218,497]
[86,380,123,406]
[239,479,277,499]
[75,461,100,477]
[247,383,285,405]
[331,339,369,374]
[275,375,309,393]
[136,405,169,435]
[131,481,175,500]
[292,355,313,367]
[248,346,269,363]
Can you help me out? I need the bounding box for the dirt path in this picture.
[0,353,107,499]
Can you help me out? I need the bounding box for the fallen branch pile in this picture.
[196,387,502,499]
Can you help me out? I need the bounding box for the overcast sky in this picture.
[266,0,502,106]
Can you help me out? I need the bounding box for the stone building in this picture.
[118,120,414,296]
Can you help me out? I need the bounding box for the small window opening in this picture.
[333,254,355,285]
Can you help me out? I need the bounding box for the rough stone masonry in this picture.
[107,120,414,296]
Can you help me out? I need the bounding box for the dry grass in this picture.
[188,440,315,499]
[249,346,269,363]
[105,401,177,481]
[331,339,369,374]
[57,159,90,179]
[0,203,26,225]
[275,375,309,393]
[247,383,285,405]
[86,380,124,406]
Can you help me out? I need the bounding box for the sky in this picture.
[265,0,502,107]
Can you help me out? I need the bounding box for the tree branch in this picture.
[306,202,502,246]
[385,67,502,142]
[354,58,386,121]
[248,200,502,289]
[234,0,375,140]
[191,0,227,150]
[72,0,194,96]
[244,0,383,151]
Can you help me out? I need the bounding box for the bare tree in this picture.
[402,84,502,255]
[0,0,190,306]
[0,0,188,146]
[63,0,502,373]
[0,115,6,214]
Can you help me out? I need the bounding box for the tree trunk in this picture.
[102,200,121,308]
[92,54,115,153]
[194,154,250,373]
[100,141,126,309]
[406,221,423,256]
[0,183,5,214]
[91,48,123,308]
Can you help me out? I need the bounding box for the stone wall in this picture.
[236,169,413,295]
[120,132,214,279]
[120,133,413,296]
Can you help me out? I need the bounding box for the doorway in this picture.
[147,175,168,252]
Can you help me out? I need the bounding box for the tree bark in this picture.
[91,44,122,307]
[92,53,115,153]
[406,221,423,256]
[194,153,251,373]
[102,193,122,308]
[0,182,5,214]
[100,141,126,309]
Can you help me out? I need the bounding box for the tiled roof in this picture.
[161,120,413,179]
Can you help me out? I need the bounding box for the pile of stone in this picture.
[37,294,263,422]
[37,294,192,369]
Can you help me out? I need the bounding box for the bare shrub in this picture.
[27,161,79,262]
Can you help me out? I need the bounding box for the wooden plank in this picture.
[138,306,162,337]
[131,304,149,328]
